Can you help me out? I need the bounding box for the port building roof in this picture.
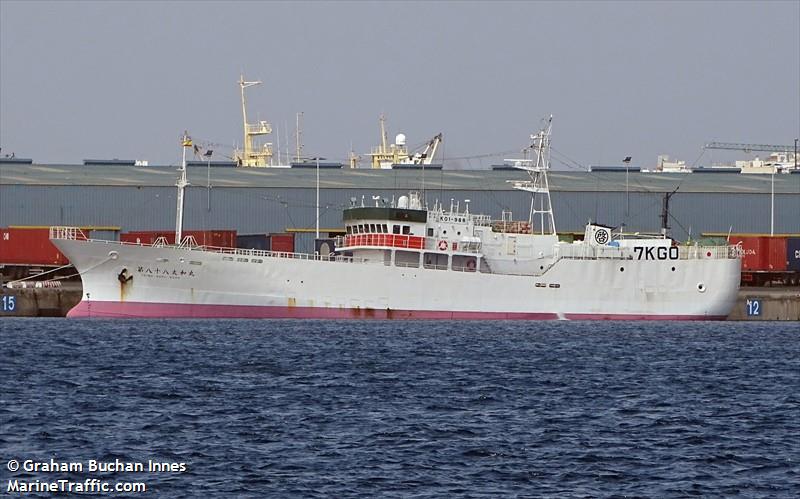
[2,163,799,194]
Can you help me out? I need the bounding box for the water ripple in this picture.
[1,319,798,497]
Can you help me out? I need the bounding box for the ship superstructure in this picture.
[367,115,442,169]
[233,75,286,167]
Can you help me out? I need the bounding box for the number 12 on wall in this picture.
[746,298,761,317]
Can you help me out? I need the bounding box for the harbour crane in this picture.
[703,141,795,153]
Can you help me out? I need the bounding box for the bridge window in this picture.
[423,252,448,270]
[382,224,388,233]
[395,250,419,268]
[402,225,411,235]
[427,228,434,237]
[369,223,375,233]
[346,226,352,234]
[393,225,400,234]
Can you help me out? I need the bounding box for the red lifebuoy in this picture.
[437,240,448,251]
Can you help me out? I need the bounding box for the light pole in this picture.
[205,149,212,211]
[316,156,320,241]
[622,156,632,230]
[770,166,774,236]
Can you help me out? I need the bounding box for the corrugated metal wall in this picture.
[1,184,798,252]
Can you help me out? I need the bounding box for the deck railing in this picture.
[49,226,88,241]
[339,233,425,250]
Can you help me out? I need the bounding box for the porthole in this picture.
[619,267,625,272]
[671,266,676,272]
[697,282,706,293]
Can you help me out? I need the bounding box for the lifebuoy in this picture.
[438,240,448,251]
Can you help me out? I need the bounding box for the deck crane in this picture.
[411,133,443,164]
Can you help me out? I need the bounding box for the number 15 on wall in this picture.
[1,295,15,312]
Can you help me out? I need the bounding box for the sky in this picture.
[1,0,798,170]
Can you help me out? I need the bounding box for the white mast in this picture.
[506,115,556,235]
[176,132,191,244]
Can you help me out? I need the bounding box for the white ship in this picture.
[51,118,741,319]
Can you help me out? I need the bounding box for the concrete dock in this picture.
[727,287,800,321]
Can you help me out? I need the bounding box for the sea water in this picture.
[1,319,797,497]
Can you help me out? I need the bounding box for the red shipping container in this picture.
[730,236,767,271]
[0,227,68,265]
[269,233,295,253]
[766,236,787,271]
[186,230,236,248]
[730,236,788,271]
[121,230,236,248]
[121,231,174,245]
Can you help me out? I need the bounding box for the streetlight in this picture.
[622,156,632,230]
[204,148,213,211]
[770,165,775,236]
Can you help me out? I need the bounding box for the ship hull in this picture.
[53,238,741,320]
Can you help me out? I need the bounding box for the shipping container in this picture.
[730,236,769,271]
[766,237,788,271]
[121,230,236,248]
[728,235,789,271]
[120,230,173,245]
[187,230,236,248]
[0,227,68,265]
[237,234,270,251]
[788,238,800,272]
[269,233,295,253]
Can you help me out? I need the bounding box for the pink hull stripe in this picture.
[67,301,726,321]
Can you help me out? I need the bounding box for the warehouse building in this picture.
[1,162,799,253]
